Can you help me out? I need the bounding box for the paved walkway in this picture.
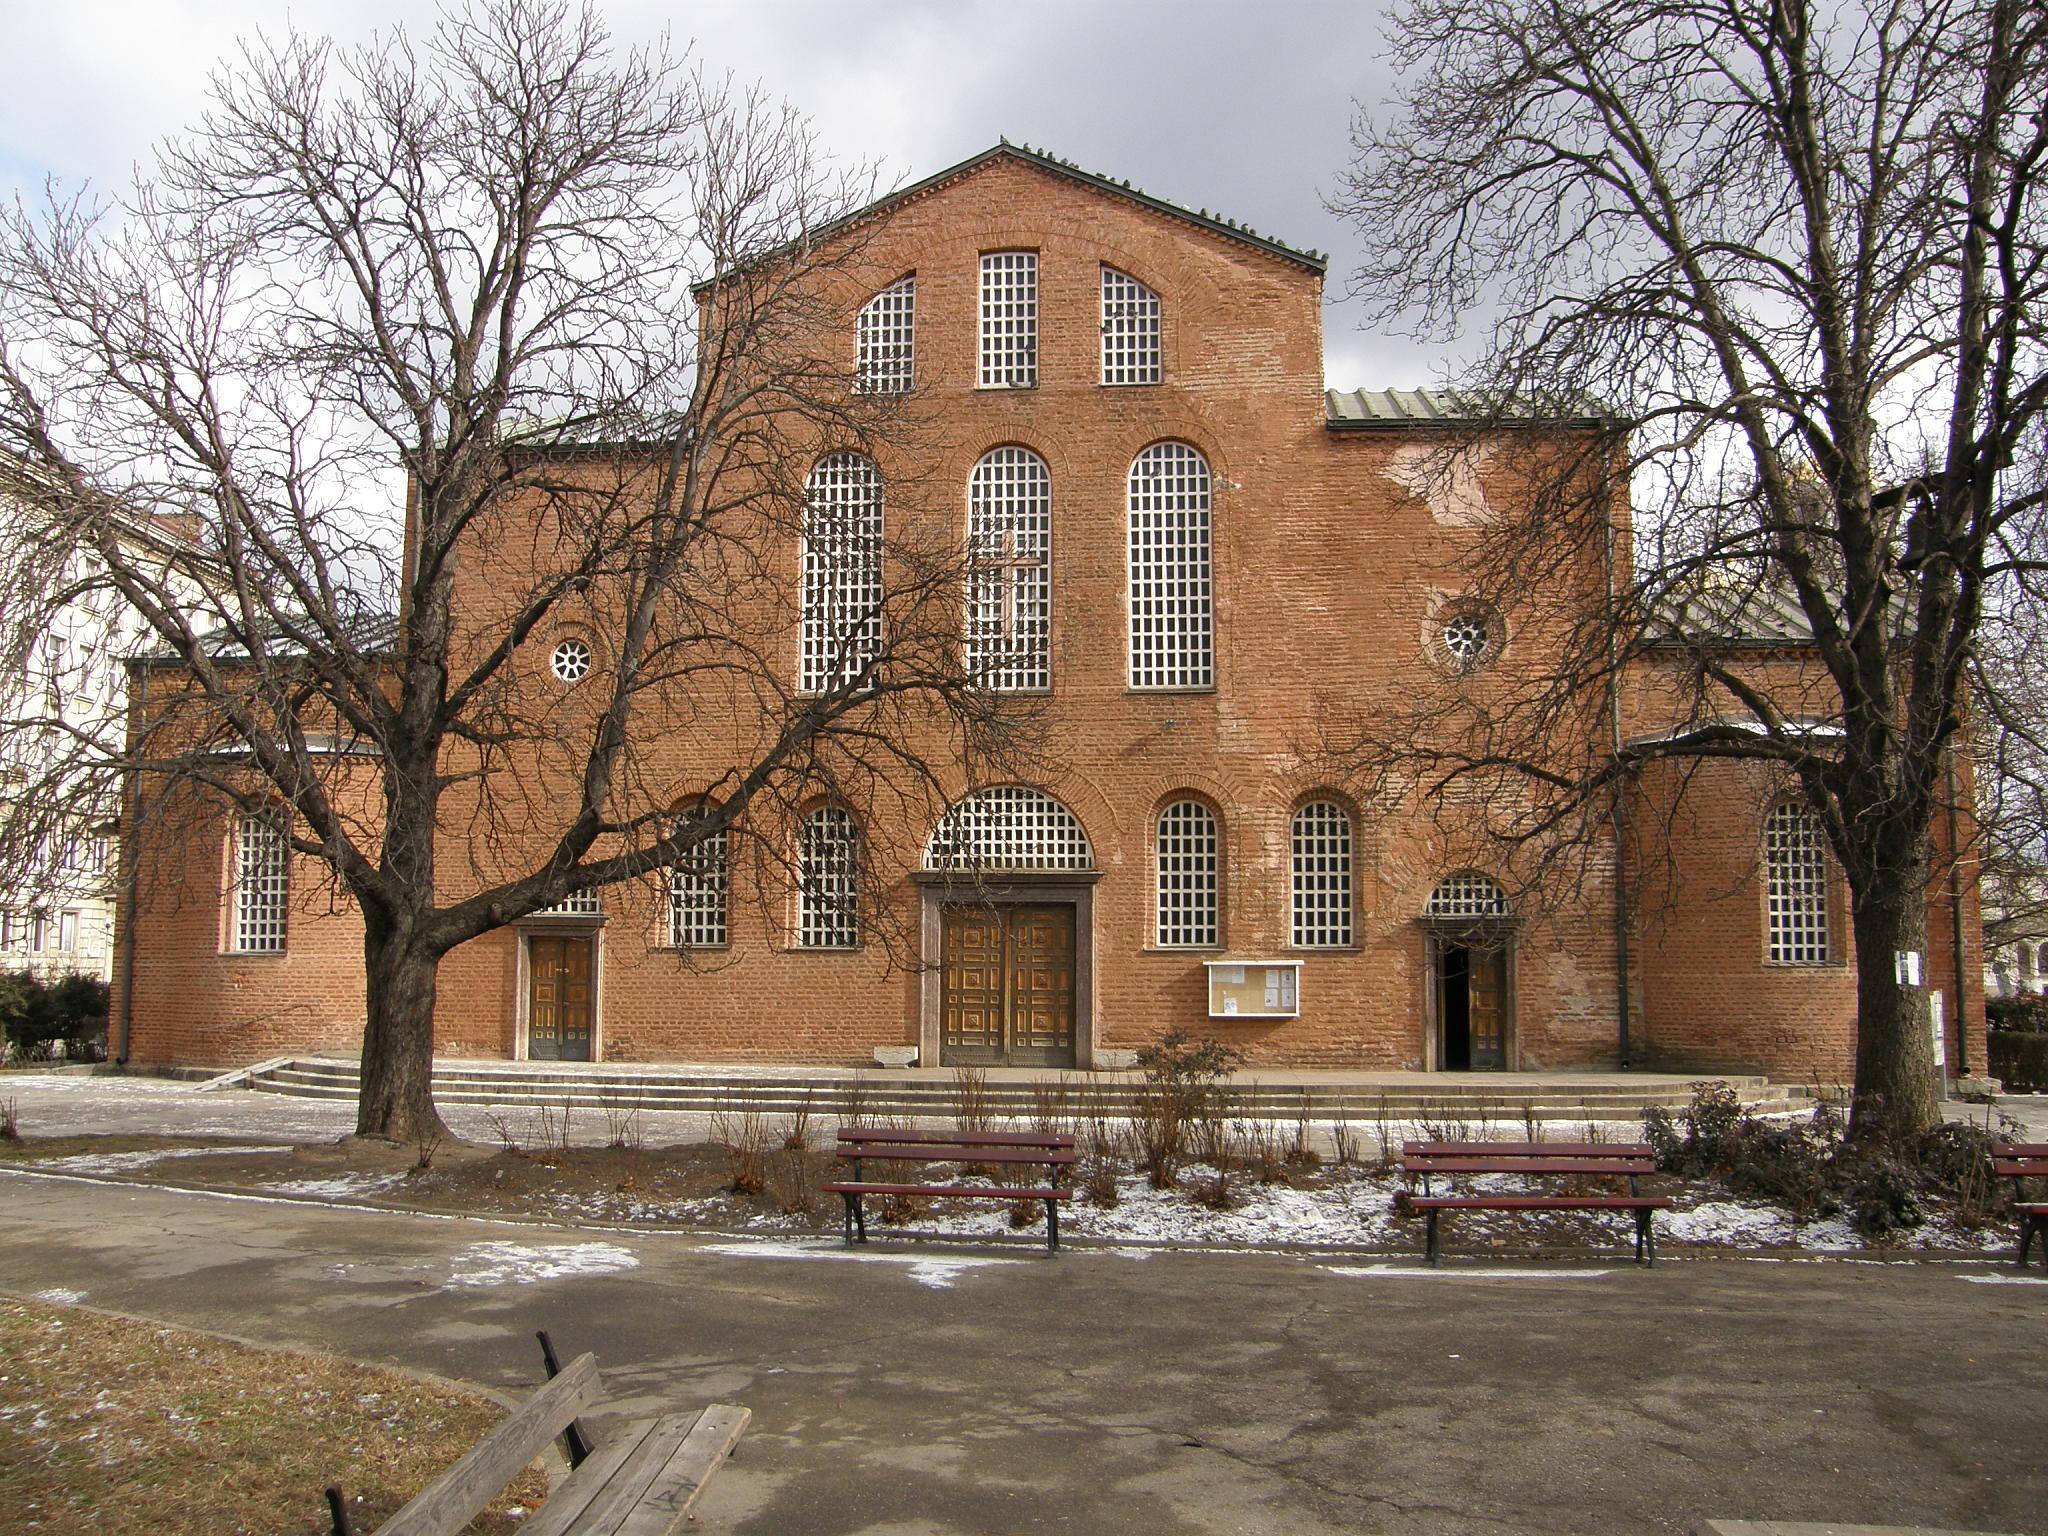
[0,1170,2041,1534]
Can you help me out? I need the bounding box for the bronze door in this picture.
[941,903,1076,1066]
[528,935,594,1062]
[1466,945,1508,1069]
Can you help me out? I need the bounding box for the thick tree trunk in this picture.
[355,915,449,1144]
[1847,862,1941,1142]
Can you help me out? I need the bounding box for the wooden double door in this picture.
[528,934,594,1062]
[941,903,1077,1067]
[1436,940,1509,1071]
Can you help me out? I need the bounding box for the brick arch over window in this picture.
[1763,800,1831,964]
[967,446,1052,691]
[801,452,884,693]
[1127,441,1213,690]
[1424,872,1511,919]
[924,786,1094,873]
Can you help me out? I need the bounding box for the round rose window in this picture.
[550,638,593,683]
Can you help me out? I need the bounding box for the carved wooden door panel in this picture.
[529,936,594,1062]
[941,903,1077,1066]
[1467,945,1508,1070]
[941,906,1007,1062]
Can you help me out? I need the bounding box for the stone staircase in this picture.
[239,1056,1819,1123]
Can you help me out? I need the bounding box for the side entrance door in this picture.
[528,935,594,1062]
[940,903,1076,1067]
[1433,937,1510,1071]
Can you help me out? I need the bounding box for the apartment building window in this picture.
[1101,266,1162,385]
[1290,800,1353,948]
[1765,801,1831,964]
[1128,441,1214,689]
[966,447,1052,691]
[856,276,916,393]
[232,815,289,954]
[979,252,1038,388]
[797,805,860,949]
[669,811,729,949]
[800,453,885,693]
[56,911,78,952]
[1156,800,1220,948]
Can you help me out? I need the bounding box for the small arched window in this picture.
[1424,872,1511,920]
[797,805,860,949]
[669,806,728,949]
[924,786,1093,872]
[1290,800,1353,948]
[1156,800,1219,948]
[1128,442,1213,690]
[231,814,289,954]
[1764,801,1830,964]
[801,453,885,693]
[1101,266,1162,385]
[967,447,1053,691]
[856,276,915,394]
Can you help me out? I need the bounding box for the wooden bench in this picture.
[1993,1142,2048,1269]
[325,1332,750,1536]
[826,1126,1077,1253]
[1400,1140,1673,1265]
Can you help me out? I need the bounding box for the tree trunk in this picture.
[355,915,449,1144]
[1848,864,1941,1142]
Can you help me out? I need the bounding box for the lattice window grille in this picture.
[924,787,1093,872]
[234,815,288,953]
[1101,267,1162,385]
[979,252,1038,388]
[798,806,860,948]
[856,276,915,394]
[1156,800,1219,948]
[967,447,1052,691]
[1291,801,1353,947]
[1441,607,1494,668]
[801,453,885,693]
[537,889,602,916]
[1425,872,1510,919]
[669,821,729,948]
[1128,442,1214,689]
[1765,803,1830,964]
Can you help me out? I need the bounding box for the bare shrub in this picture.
[1081,1159,1120,1208]
[1330,1108,1358,1167]
[1007,1199,1042,1230]
[1133,1029,1242,1191]
[480,1110,524,1156]
[710,1095,769,1197]
[600,1094,642,1153]
[1285,1093,1322,1169]
[952,1066,992,1135]
[783,1089,816,1154]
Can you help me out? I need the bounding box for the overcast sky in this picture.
[0,0,1448,389]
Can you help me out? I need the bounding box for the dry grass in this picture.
[0,1298,545,1536]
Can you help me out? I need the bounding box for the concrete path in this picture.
[0,1170,2041,1535]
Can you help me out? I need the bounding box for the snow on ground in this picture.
[441,1240,641,1288]
[266,1172,408,1199]
[35,1144,296,1175]
[32,1288,85,1305]
[696,1238,1026,1289]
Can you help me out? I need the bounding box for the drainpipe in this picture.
[1603,473,1632,1068]
[1945,747,1969,1081]
[114,664,145,1066]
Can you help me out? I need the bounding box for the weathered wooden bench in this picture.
[1400,1139,1673,1265]
[325,1332,750,1536]
[1993,1141,2048,1269]
[826,1126,1077,1253]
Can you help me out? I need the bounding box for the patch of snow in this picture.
[696,1238,1024,1289]
[33,1288,84,1305]
[442,1241,641,1288]
[1959,1272,2048,1286]
[1663,1201,1796,1247]
[267,1173,406,1199]
[35,1144,295,1175]
[1796,1217,1860,1252]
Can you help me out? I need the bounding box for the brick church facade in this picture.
[113,144,1985,1083]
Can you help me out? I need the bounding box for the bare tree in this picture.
[0,0,1030,1141]
[1333,0,2048,1136]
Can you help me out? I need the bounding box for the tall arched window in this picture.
[967,447,1052,691]
[856,275,915,393]
[1290,800,1352,947]
[669,806,728,949]
[1128,442,1213,689]
[1156,800,1219,948]
[801,453,884,693]
[797,805,860,949]
[1101,266,1162,385]
[1764,801,1830,964]
[232,815,289,954]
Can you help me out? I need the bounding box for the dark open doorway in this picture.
[1432,939,1509,1070]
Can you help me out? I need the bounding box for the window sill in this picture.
[974,382,1039,392]
[1143,945,1225,956]
[222,950,289,959]
[1125,686,1218,697]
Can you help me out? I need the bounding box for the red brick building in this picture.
[114,145,1985,1082]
